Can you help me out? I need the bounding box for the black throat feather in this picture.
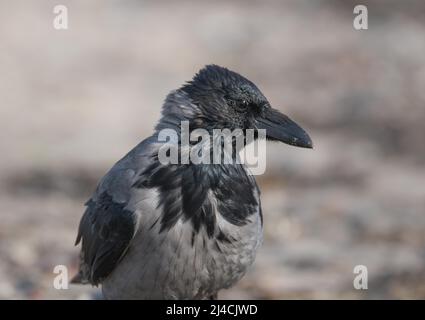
[132,153,259,241]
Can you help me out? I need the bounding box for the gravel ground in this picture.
[0,0,424,299]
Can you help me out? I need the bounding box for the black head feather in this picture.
[176,65,270,131]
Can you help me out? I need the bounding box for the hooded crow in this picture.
[72,65,312,299]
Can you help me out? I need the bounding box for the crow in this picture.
[72,65,312,299]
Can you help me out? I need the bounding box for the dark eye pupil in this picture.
[226,98,250,111]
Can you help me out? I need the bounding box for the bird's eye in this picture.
[226,97,249,112]
[235,100,250,112]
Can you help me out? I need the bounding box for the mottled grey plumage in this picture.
[72,65,312,299]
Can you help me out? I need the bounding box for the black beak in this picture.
[256,108,313,148]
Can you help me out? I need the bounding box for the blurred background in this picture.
[1,0,424,299]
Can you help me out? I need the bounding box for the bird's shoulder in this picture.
[73,136,161,285]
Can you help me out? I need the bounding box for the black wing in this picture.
[73,191,136,285]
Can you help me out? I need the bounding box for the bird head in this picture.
[161,64,313,149]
